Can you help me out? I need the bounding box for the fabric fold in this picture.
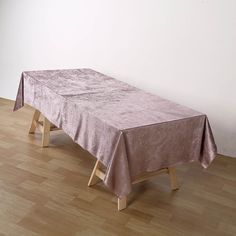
[104,132,132,197]
[199,117,217,168]
[13,73,24,111]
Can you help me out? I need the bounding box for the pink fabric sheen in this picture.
[13,68,217,197]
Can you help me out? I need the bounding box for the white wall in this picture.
[0,0,235,157]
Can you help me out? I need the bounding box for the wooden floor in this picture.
[0,98,236,236]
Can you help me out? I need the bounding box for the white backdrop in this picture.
[0,0,235,157]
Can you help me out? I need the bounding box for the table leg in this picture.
[42,116,51,147]
[88,161,179,210]
[168,167,179,190]
[118,197,127,211]
[29,109,41,134]
[88,160,128,210]
[88,160,102,186]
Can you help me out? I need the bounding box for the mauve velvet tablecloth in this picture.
[14,69,217,197]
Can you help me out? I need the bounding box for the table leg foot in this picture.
[118,196,127,211]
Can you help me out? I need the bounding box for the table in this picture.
[14,68,217,210]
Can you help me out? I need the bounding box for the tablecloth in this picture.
[14,69,217,197]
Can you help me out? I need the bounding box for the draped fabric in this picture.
[14,69,217,197]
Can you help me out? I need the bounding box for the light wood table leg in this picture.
[88,160,179,210]
[88,160,103,186]
[168,167,179,190]
[29,110,41,134]
[29,109,61,147]
[42,116,51,147]
[118,197,127,211]
[88,160,129,210]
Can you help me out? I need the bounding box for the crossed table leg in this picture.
[28,109,61,147]
[88,159,179,211]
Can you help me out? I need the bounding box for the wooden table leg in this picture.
[29,109,61,147]
[118,197,127,211]
[88,161,179,210]
[42,116,51,147]
[88,160,103,186]
[29,109,41,134]
[88,160,128,210]
[168,167,179,190]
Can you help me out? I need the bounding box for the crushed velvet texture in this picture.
[14,69,217,197]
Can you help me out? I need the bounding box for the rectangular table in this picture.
[14,68,217,210]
